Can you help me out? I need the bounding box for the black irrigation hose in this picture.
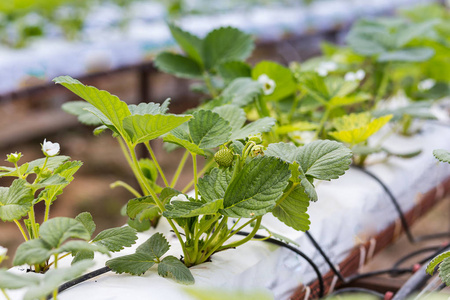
[235,231,326,298]
[352,165,416,243]
[46,266,111,299]
[393,246,441,270]
[48,232,325,299]
[326,287,385,299]
[305,231,346,282]
[353,165,450,245]
[346,267,413,282]
[392,244,450,300]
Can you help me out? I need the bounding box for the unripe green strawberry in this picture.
[214,148,234,167]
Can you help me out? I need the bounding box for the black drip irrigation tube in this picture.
[352,165,450,244]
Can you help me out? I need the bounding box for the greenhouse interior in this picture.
[1,0,450,299]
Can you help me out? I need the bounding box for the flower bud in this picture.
[214,148,234,168]
[6,152,22,164]
[251,145,265,157]
[248,133,262,144]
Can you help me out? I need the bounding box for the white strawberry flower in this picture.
[42,139,60,157]
[257,74,276,95]
[418,79,436,91]
[170,194,189,204]
[344,69,365,82]
[316,61,337,77]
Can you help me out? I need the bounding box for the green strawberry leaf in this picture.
[222,156,290,218]
[39,217,91,248]
[61,101,102,126]
[272,184,310,231]
[123,114,192,146]
[106,252,156,275]
[296,140,352,180]
[75,212,96,236]
[13,239,52,266]
[53,76,131,138]
[158,255,195,285]
[217,61,251,82]
[198,168,232,203]
[427,251,450,275]
[0,179,33,222]
[136,232,170,259]
[164,199,223,218]
[168,23,203,64]
[433,149,450,164]
[202,27,253,70]
[154,52,203,79]
[189,110,231,149]
[221,78,262,107]
[92,226,138,252]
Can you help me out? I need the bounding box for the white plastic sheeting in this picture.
[6,120,450,300]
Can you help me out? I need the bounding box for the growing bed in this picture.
[7,118,450,300]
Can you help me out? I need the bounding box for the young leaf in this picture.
[168,23,203,64]
[222,156,290,218]
[75,212,96,236]
[252,61,296,102]
[23,261,93,300]
[154,52,203,79]
[198,168,232,203]
[92,226,138,252]
[13,239,52,266]
[427,251,450,275]
[136,233,170,259]
[433,149,450,163]
[106,252,156,275]
[189,110,231,149]
[163,199,223,218]
[202,27,253,70]
[221,78,262,107]
[53,76,131,138]
[39,217,91,248]
[296,140,353,180]
[272,184,310,231]
[158,255,195,285]
[329,113,393,145]
[0,179,33,222]
[122,113,192,146]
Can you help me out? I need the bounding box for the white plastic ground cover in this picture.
[6,120,450,300]
[0,0,434,94]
